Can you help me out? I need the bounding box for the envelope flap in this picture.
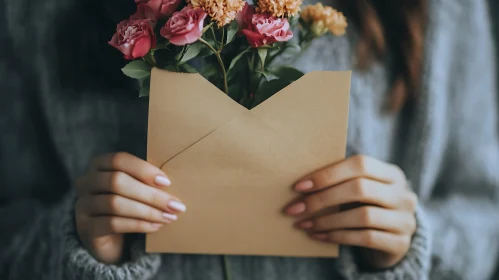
[251,71,351,167]
[148,68,246,167]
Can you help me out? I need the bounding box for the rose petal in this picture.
[131,36,152,58]
[241,29,266,47]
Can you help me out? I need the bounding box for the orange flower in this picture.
[300,3,347,36]
[256,0,302,18]
[190,0,245,27]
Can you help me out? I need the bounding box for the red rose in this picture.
[160,7,207,46]
[239,3,293,48]
[135,0,182,19]
[109,19,156,60]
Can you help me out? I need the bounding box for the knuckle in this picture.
[304,193,326,213]
[314,170,333,188]
[136,220,150,231]
[107,195,121,213]
[111,152,128,169]
[352,155,368,172]
[107,217,120,233]
[359,206,375,227]
[109,172,126,193]
[149,188,165,207]
[147,206,158,221]
[313,217,328,230]
[329,231,343,242]
[352,178,369,198]
[362,231,377,248]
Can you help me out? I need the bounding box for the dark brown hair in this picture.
[339,0,428,112]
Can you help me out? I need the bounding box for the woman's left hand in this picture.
[285,155,417,269]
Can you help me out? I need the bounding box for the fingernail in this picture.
[168,200,187,212]
[297,220,314,229]
[155,175,171,187]
[151,223,164,229]
[295,180,314,191]
[163,213,178,222]
[311,233,327,240]
[285,202,306,215]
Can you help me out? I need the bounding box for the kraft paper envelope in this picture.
[146,68,351,257]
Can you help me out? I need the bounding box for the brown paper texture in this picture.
[146,68,351,257]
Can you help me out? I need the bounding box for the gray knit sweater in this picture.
[1,0,499,279]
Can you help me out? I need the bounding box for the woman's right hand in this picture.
[74,152,186,264]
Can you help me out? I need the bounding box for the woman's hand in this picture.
[74,152,187,264]
[285,155,417,269]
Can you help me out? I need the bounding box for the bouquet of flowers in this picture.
[110,0,347,109]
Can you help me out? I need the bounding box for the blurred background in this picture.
[0,0,499,279]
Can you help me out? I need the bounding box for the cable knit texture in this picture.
[0,0,498,279]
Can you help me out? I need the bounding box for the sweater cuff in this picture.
[335,205,432,280]
[61,193,161,280]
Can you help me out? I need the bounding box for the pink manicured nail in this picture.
[295,180,314,191]
[155,175,171,187]
[163,213,178,222]
[168,200,187,212]
[311,233,328,241]
[297,221,314,229]
[151,223,164,229]
[286,202,306,215]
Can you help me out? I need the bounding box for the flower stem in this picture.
[199,38,229,95]
[143,51,157,67]
[219,28,225,52]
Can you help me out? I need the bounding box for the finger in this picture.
[80,195,179,224]
[76,172,187,213]
[285,178,418,215]
[310,229,411,254]
[297,206,417,234]
[294,155,407,192]
[89,152,171,188]
[88,216,165,237]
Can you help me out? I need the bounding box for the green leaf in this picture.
[179,63,198,73]
[252,78,291,107]
[258,48,268,68]
[228,78,247,106]
[164,64,182,72]
[200,64,219,78]
[202,22,214,34]
[181,42,204,62]
[227,47,251,80]
[122,60,152,79]
[270,66,304,81]
[226,21,239,44]
[283,43,301,54]
[259,44,281,50]
[139,77,151,98]
[256,70,277,81]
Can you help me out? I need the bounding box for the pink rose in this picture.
[135,0,182,19]
[239,3,293,48]
[160,7,207,46]
[109,19,156,60]
[131,4,157,26]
